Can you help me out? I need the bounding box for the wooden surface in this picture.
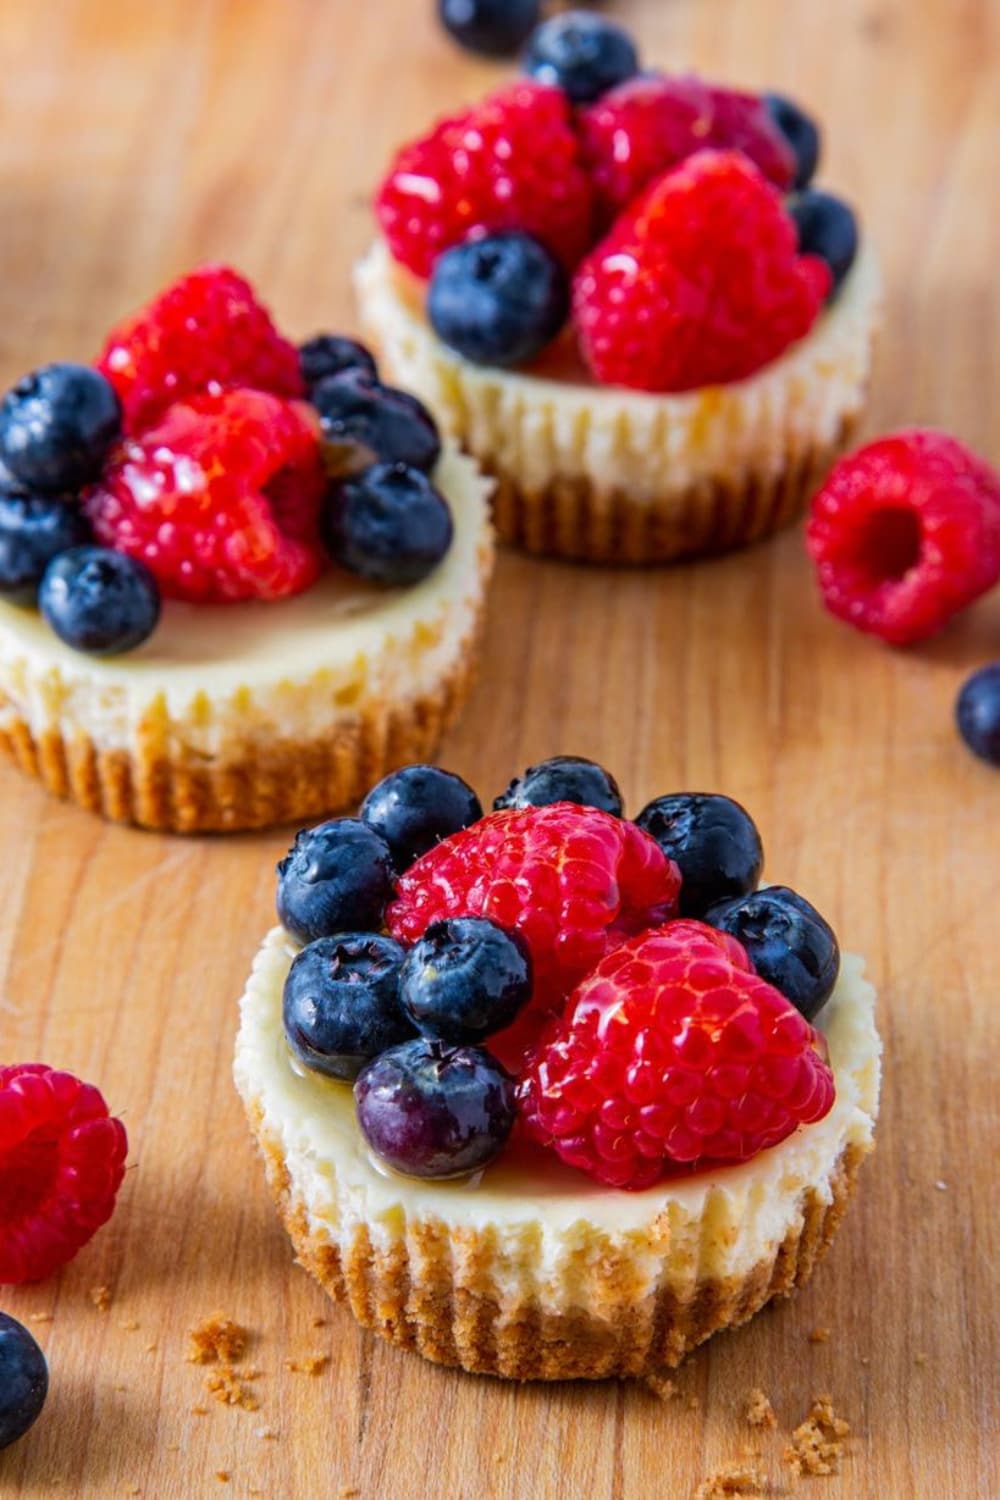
[0,1,998,1496]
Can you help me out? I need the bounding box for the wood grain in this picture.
[1,1,998,1495]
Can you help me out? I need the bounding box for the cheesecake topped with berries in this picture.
[235,757,881,1379]
[356,9,880,563]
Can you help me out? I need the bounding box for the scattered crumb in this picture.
[114,1383,128,1393]
[254,1426,279,1441]
[89,1285,112,1313]
[687,1393,701,1411]
[644,1371,678,1402]
[859,1357,870,1367]
[118,1318,140,1332]
[166,1445,180,1453]
[934,1180,948,1191]
[311,1316,328,1328]
[783,1394,850,1477]
[29,1312,53,1324]
[215,1474,230,1485]
[191,1405,209,1416]
[808,1327,831,1344]
[914,1351,928,1366]
[285,1353,330,1376]
[123,1487,140,1497]
[186,1313,249,1366]
[694,1460,767,1499]
[745,1388,777,1430]
[339,1489,360,1499]
[205,1366,261,1412]
[144,1341,157,1353]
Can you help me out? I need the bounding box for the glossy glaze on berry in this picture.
[360,764,483,870]
[299,334,378,389]
[0,1314,48,1450]
[522,11,640,103]
[39,546,160,656]
[283,934,413,1080]
[956,662,1000,767]
[428,233,569,367]
[493,755,624,816]
[277,819,396,946]
[439,0,541,57]
[763,92,821,189]
[635,792,764,918]
[0,482,92,605]
[0,364,121,494]
[399,916,532,1043]
[706,886,840,1021]
[788,190,858,295]
[311,371,441,473]
[322,462,453,585]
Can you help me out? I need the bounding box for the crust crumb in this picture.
[123,1487,140,1496]
[285,1353,330,1376]
[808,1327,831,1344]
[30,1311,54,1324]
[215,1473,230,1484]
[89,1285,112,1313]
[693,1460,767,1498]
[745,1389,777,1430]
[118,1319,140,1332]
[186,1313,249,1366]
[914,1352,928,1366]
[339,1489,361,1499]
[783,1394,850,1477]
[644,1372,678,1402]
[205,1365,261,1411]
[255,1426,279,1441]
[311,1316,328,1328]
[191,1405,209,1416]
[144,1341,157,1353]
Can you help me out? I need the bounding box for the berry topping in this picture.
[0,1063,128,1284]
[522,11,639,104]
[0,364,121,494]
[439,0,541,57]
[763,92,822,190]
[38,546,160,656]
[0,481,92,605]
[96,265,303,435]
[376,80,594,278]
[322,462,453,585]
[387,803,681,1009]
[788,190,859,296]
[494,755,623,816]
[705,887,841,1022]
[956,662,1000,767]
[282,934,413,1081]
[299,334,378,389]
[428,233,569,367]
[399,916,533,1043]
[311,371,441,474]
[572,150,832,393]
[355,1038,516,1179]
[277,818,396,946]
[518,922,835,1188]
[634,793,764,918]
[0,1314,48,1450]
[359,764,483,870]
[805,430,1000,645]
[703,85,797,191]
[85,388,326,603]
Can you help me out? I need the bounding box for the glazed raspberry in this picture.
[0,1064,127,1284]
[518,922,835,1189]
[573,149,831,393]
[375,81,594,279]
[85,389,326,603]
[806,430,1000,645]
[96,266,303,434]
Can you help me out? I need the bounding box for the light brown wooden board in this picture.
[0,0,997,1495]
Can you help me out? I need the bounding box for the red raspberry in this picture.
[572,149,831,393]
[579,76,794,221]
[518,922,835,1190]
[85,389,326,603]
[0,1063,128,1284]
[375,81,595,279]
[806,430,1000,646]
[96,265,303,435]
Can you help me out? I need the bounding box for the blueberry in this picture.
[788,190,859,296]
[428,233,569,368]
[276,818,396,945]
[38,546,160,655]
[763,93,821,190]
[282,933,414,1080]
[399,917,532,1043]
[494,755,623,816]
[354,1037,515,1179]
[360,764,482,870]
[0,477,92,605]
[522,11,639,103]
[956,662,1000,767]
[440,0,542,59]
[705,886,840,1022]
[0,1312,48,1451]
[323,462,453,586]
[634,792,764,917]
[0,363,121,494]
[299,334,377,389]
[311,370,441,473]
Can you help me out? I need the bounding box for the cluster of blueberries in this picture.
[275,754,841,1182]
[0,335,450,657]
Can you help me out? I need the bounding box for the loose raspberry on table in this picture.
[518,922,835,1189]
[375,81,595,279]
[806,429,1000,646]
[0,1063,128,1284]
[572,149,831,393]
[85,388,326,603]
[96,266,304,434]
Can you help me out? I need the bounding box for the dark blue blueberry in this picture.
[311,370,441,474]
[634,792,764,918]
[440,0,542,58]
[494,755,623,815]
[354,1037,515,1178]
[705,886,840,1022]
[360,764,482,870]
[299,334,377,389]
[399,917,532,1043]
[956,662,1000,767]
[522,11,639,103]
[764,93,821,190]
[0,363,121,494]
[0,476,92,605]
[322,462,453,586]
[788,191,859,296]
[0,1312,48,1451]
[38,547,160,655]
[283,933,414,1081]
[276,818,396,945]
[428,233,569,368]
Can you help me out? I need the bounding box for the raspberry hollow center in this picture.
[859,506,923,581]
[0,1125,60,1220]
